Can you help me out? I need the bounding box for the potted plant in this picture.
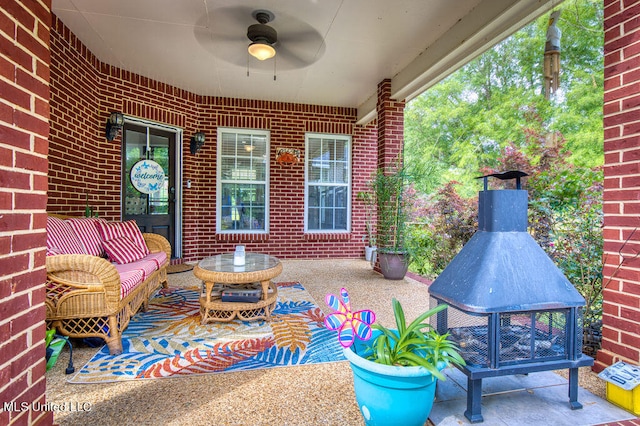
[371,163,412,279]
[356,190,376,261]
[325,289,465,426]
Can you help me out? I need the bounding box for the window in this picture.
[305,133,351,232]
[217,128,269,233]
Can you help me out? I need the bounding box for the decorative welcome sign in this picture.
[276,147,301,164]
[130,160,165,194]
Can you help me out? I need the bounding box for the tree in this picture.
[404,0,603,197]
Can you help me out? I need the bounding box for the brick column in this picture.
[377,79,406,170]
[374,80,406,273]
[597,0,640,371]
[0,0,52,424]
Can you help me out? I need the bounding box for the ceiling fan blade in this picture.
[208,6,256,29]
[193,7,254,66]
[279,29,324,46]
[276,43,324,70]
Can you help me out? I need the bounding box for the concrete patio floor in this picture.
[45,259,638,425]
[431,367,635,425]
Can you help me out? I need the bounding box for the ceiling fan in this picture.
[194,6,326,71]
[247,10,277,61]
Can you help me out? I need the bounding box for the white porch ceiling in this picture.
[51,0,561,124]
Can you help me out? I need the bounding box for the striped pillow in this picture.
[65,217,107,257]
[102,236,146,264]
[97,220,149,255]
[46,216,85,255]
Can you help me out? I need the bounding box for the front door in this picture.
[122,123,176,256]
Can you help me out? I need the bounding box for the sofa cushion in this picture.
[144,251,168,270]
[103,237,147,264]
[46,216,85,255]
[118,268,145,299]
[97,220,150,255]
[113,251,168,281]
[65,217,107,257]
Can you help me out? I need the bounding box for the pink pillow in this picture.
[65,217,107,257]
[102,237,146,264]
[97,220,149,255]
[46,216,85,255]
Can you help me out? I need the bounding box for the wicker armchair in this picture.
[45,233,170,355]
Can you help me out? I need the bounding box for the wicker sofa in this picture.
[45,215,170,355]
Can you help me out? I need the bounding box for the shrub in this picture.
[407,181,476,278]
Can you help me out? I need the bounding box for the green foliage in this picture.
[366,300,465,380]
[528,165,604,328]
[404,0,604,196]
[406,224,439,277]
[407,182,476,277]
[371,164,413,253]
[551,190,603,326]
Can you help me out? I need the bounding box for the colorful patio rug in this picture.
[68,282,345,383]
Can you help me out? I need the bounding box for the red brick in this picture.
[9,270,46,294]
[11,231,46,252]
[0,55,14,82]
[14,192,47,210]
[13,110,49,138]
[601,339,640,361]
[0,213,32,233]
[0,79,31,110]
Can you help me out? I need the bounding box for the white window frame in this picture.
[216,127,270,234]
[304,133,352,233]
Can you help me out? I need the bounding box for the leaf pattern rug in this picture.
[68,282,345,383]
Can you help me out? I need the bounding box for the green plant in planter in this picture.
[370,164,415,279]
[325,288,465,426]
[372,166,410,253]
[366,299,465,380]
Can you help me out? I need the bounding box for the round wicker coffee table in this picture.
[193,253,282,324]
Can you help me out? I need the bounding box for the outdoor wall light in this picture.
[105,111,124,141]
[190,131,206,154]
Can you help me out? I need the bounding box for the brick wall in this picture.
[0,1,52,425]
[597,0,640,371]
[48,17,381,262]
[48,17,101,216]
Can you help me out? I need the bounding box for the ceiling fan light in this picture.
[248,42,276,61]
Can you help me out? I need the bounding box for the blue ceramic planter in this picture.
[343,335,439,426]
